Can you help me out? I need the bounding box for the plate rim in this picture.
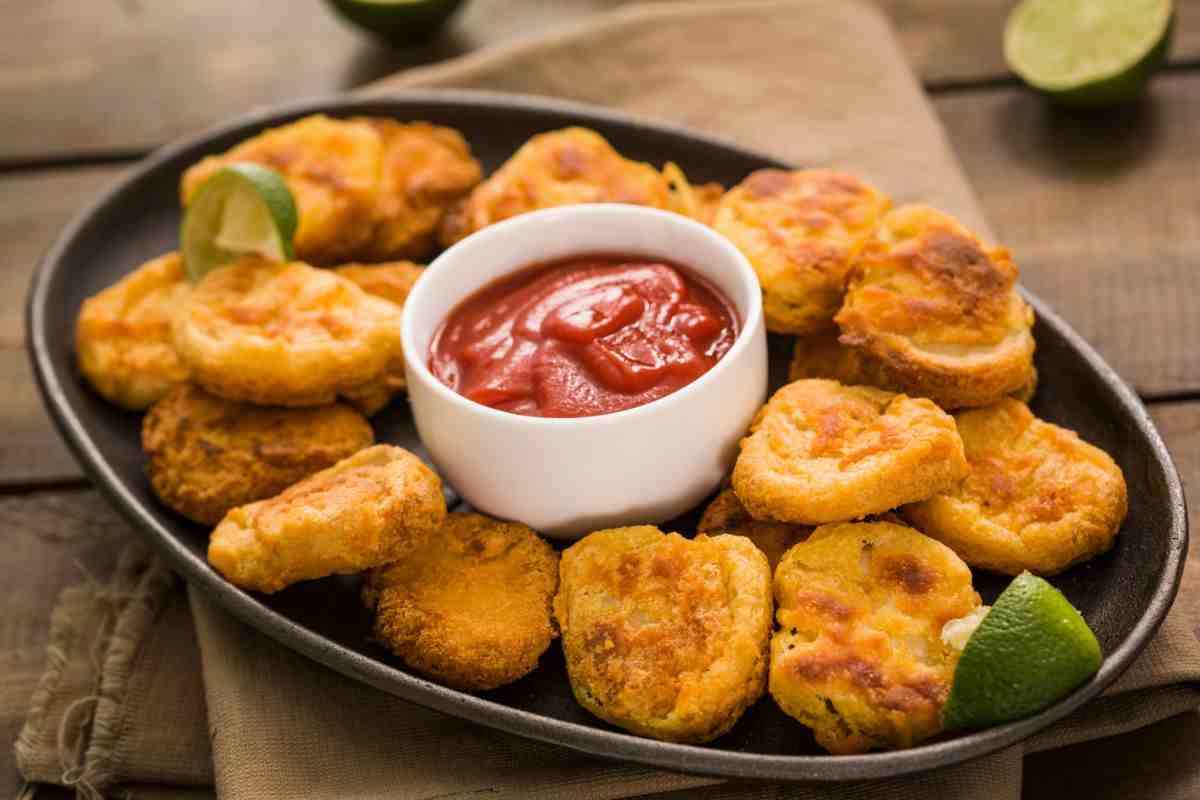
[25,90,1189,782]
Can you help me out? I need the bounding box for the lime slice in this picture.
[325,0,466,44]
[181,163,298,283]
[943,572,1102,731]
[1005,0,1174,108]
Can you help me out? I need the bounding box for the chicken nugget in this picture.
[713,170,891,335]
[835,205,1036,408]
[555,526,772,744]
[770,521,982,753]
[696,488,812,571]
[173,257,402,407]
[142,383,373,525]
[75,252,191,410]
[208,445,445,593]
[662,162,724,225]
[438,127,671,246]
[902,399,1127,575]
[363,512,558,691]
[182,115,479,264]
[732,379,967,525]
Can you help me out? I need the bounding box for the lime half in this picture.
[181,163,298,283]
[1005,0,1173,108]
[326,0,466,44]
[943,572,1102,731]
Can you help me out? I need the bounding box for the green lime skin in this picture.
[943,572,1102,731]
[326,0,466,45]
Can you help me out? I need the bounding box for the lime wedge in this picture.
[1005,0,1174,108]
[181,163,298,283]
[942,572,1102,731]
[326,0,466,44]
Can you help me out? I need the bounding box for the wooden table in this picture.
[3,2,1199,797]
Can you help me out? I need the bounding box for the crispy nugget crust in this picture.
[173,258,402,407]
[903,399,1127,575]
[438,127,671,246]
[770,521,980,754]
[555,527,772,744]
[363,512,559,691]
[835,205,1036,408]
[732,380,967,525]
[697,488,812,571]
[208,445,445,593]
[75,252,191,410]
[142,384,373,526]
[713,170,891,335]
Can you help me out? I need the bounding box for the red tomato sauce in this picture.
[429,256,740,418]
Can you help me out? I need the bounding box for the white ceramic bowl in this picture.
[401,204,768,538]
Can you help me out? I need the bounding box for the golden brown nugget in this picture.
[555,526,772,744]
[662,161,724,225]
[770,521,981,754]
[903,399,1127,575]
[696,488,812,571]
[732,380,967,525]
[142,384,373,526]
[208,445,445,593]
[75,252,191,410]
[713,170,891,335]
[438,127,671,246]
[363,512,559,691]
[182,115,479,264]
[173,258,402,407]
[835,205,1036,408]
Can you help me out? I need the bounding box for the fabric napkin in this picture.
[13,2,1200,798]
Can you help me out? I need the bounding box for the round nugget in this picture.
[902,399,1127,575]
[75,252,191,410]
[732,379,968,525]
[173,257,403,407]
[208,445,446,593]
[142,384,373,525]
[713,169,891,335]
[697,488,812,571]
[835,204,1036,408]
[554,526,772,744]
[363,512,559,691]
[770,521,981,753]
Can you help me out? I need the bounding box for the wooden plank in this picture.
[1150,402,1200,633]
[0,345,84,485]
[934,72,1200,397]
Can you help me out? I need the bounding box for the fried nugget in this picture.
[732,379,967,525]
[662,162,724,225]
[902,399,1127,575]
[363,512,558,691]
[181,115,480,264]
[142,384,373,525]
[696,488,812,571]
[208,445,445,593]
[835,205,1036,408]
[173,257,402,407]
[334,261,424,415]
[555,526,772,743]
[770,521,981,753]
[75,252,191,410]
[438,127,671,246]
[713,170,891,335]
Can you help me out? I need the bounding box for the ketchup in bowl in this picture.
[429,256,740,418]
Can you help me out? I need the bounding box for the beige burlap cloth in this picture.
[12,2,1200,798]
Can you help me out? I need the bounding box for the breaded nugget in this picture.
[696,488,812,571]
[334,261,424,415]
[208,445,445,593]
[713,170,891,334]
[142,383,373,525]
[363,512,558,691]
[662,162,724,225]
[438,127,671,246]
[732,379,967,525]
[182,115,479,264]
[173,257,402,407]
[555,526,772,743]
[75,252,191,410]
[835,205,1036,408]
[770,521,981,753]
[903,399,1127,575]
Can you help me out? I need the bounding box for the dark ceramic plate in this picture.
[27,92,1187,782]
